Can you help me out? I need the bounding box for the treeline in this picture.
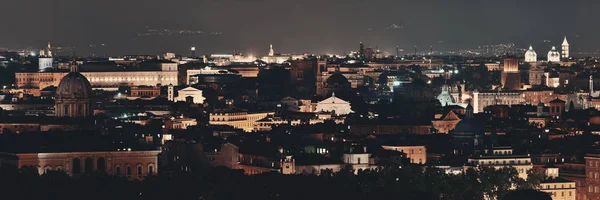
[0,164,545,200]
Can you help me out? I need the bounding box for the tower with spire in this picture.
[562,36,569,59]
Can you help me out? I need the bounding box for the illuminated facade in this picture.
[173,87,206,104]
[381,145,427,164]
[16,62,178,91]
[432,110,461,134]
[539,181,576,200]
[562,37,569,59]
[209,111,274,132]
[38,42,53,72]
[585,154,600,200]
[15,150,160,180]
[548,46,561,62]
[529,67,544,86]
[467,147,532,179]
[525,45,538,63]
[472,91,524,113]
[501,57,521,90]
[16,71,177,90]
[315,93,353,115]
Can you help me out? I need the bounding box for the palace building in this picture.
[16,61,178,93]
[14,150,160,180]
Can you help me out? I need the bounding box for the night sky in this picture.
[1,0,598,56]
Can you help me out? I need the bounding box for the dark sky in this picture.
[1,0,598,56]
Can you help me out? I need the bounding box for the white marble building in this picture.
[315,93,353,115]
[174,87,206,104]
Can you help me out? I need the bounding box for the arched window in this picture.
[148,163,155,175]
[115,165,121,175]
[137,165,143,178]
[44,166,52,174]
[84,157,93,173]
[64,105,69,115]
[72,158,81,174]
[126,166,132,177]
[97,157,106,172]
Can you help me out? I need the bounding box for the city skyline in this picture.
[1,0,598,56]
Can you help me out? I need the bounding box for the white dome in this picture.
[525,45,537,62]
[547,46,561,62]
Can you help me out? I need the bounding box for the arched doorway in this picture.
[72,158,81,174]
[97,157,106,172]
[84,157,93,173]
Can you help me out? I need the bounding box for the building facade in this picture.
[381,145,427,164]
[209,111,274,132]
[472,91,524,113]
[16,150,160,180]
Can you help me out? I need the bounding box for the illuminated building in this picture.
[562,37,569,59]
[381,145,427,164]
[529,67,545,86]
[548,46,561,62]
[525,45,538,63]
[522,89,558,105]
[432,110,461,134]
[260,44,303,64]
[437,85,457,106]
[16,61,178,92]
[173,86,206,104]
[165,117,198,129]
[501,57,521,90]
[467,147,533,179]
[538,178,577,200]
[584,154,600,199]
[472,90,524,113]
[14,150,160,180]
[291,148,378,175]
[129,86,161,100]
[55,63,92,118]
[209,110,274,132]
[38,42,53,72]
[39,58,53,72]
[315,93,353,115]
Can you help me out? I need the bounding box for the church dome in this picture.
[56,72,92,99]
[452,104,484,136]
[437,85,455,106]
[326,73,350,86]
[547,46,561,62]
[525,45,537,62]
[453,118,484,136]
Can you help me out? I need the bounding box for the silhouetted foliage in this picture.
[0,163,543,200]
